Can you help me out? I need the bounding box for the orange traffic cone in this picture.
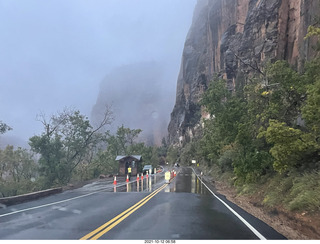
[113,176,117,185]
[141,173,144,180]
[137,173,140,181]
[126,174,129,182]
[146,171,149,179]
[174,170,176,177]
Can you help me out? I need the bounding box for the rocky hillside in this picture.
[168,0,320,145]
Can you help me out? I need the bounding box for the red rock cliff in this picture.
[168,0,320,145]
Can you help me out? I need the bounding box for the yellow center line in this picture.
[80,183,168,240]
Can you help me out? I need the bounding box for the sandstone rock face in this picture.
[168,0,319,145]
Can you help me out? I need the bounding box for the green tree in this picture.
[304,26,320,51]
[262,61,307,126]
[200,76,231,117]
[0,121,12,135]
[29,107,112,187]
[158,137,168,158]
[0,146,38,197]
[29,132,66,187]
[166,145,179,165]
[258,120,319,173]
[303,79,320,132]
[91,125,146,176]
[105,125,142,156]
[200,77,248,169]
[305,26,320,39]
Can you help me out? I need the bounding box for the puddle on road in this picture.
[191,173,208,195]
[113,174,160,193]
[112,169,208,195]
[165,169,209,195]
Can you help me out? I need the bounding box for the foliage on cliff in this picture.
[178,27,320,212]
[200,57,320,171]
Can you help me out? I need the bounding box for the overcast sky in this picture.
[0,0,195,147]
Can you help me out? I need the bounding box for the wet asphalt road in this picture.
[0,167,286,240]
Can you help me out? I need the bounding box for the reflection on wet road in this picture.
[114,167,207,194]
[114,172,163,193]
[72,167,206,195]
[100,167,285,240]
[0,167,286,240]
[165,167,207,194]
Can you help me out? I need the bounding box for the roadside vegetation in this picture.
[0,106,168,197]
[174,26,320,213]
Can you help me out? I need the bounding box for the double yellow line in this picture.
[80,183,168,240]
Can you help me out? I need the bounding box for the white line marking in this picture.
[0,180,136,218]
[191,167,267,240]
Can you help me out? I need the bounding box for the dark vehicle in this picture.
[142,165,153,174]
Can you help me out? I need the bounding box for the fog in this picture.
[92,61,175,145]
[0,0,196,148]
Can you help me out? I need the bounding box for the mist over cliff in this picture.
[91,62,175,145]
[168,0,320,145]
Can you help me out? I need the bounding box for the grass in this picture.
[210,165,320,213]
[261,170,320,212]
[286,171,320,211]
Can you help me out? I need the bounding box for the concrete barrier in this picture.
[0,187,62,206]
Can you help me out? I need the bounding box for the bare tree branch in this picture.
[229,48,265,76]
[92,104,114,133]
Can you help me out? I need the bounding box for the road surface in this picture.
[0,167,286,240]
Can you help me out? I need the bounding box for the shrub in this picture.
[287,171,320,211]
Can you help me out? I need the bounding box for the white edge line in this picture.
[191,167,267,240]
[0,179,138,218]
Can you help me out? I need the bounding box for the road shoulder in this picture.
[198,168,320,239]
